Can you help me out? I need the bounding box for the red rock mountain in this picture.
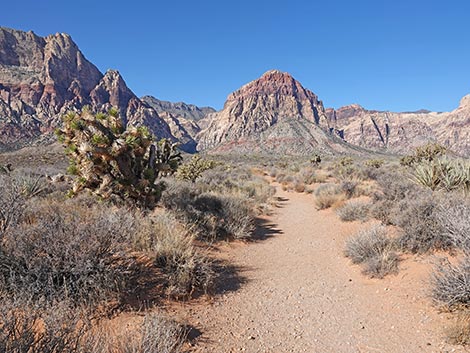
[326,98,470,156]
[0,27,202,152]
[197,70,349,155]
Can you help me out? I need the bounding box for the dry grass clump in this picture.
[431,257,470,310]
[394,193,450,254]
[161,180,255,241]
[336,200,370,222]
[0,198,138,306]
[344,225,399,278]
[430,200,470,312]
[134,212,214,297]
[89,312,186,353]
[0,298,92,353]
[198,166,275,212]
[314,183,345,210]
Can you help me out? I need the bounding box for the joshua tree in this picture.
[56,107,182,208]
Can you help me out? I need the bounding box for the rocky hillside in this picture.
[141,96,215,152]
[141,96,214,121]
[326,98,470,156]
[0,27,184,151]
[197,70,349,155]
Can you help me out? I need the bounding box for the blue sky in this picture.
[2,0,470,112]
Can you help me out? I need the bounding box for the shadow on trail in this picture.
[212,260,249,295]
[252,217,283,241]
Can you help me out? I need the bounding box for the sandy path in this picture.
[176,186,465,353]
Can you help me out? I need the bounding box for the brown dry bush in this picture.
[336,200,370,222]
[344,225,399,278]
[161,180,255,241]
[394,193,451,254]
[0,197,139,307]
[0,299,91,353]
[88,312,186,353]
[445,310,470,345]
[431,257,470,310]
[134,212,214,297]
[314,183,344,210]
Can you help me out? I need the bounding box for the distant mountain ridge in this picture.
[0,26,469,156]
[325,97,470,156]
[0,27,213,153]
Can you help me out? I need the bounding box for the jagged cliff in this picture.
[0,27,176,151]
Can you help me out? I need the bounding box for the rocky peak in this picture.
[458,94,470,110]
[0,27,174,151]
[228,69,321,104]
[197,70,337,154]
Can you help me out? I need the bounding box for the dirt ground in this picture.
[172,186,467,353]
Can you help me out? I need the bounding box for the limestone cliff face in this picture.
[0,27,174,150]
[197,70,344,155]
[326,99,470,156]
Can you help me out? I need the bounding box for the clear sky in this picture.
[1,0,470,112]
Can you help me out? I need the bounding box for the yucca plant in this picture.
[437,159,463,192]
[412,162,441,191]
[56,107,182,208]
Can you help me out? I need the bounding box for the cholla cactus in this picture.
[176,155,217,183]
[55,107,182,208]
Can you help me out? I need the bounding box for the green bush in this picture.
[176,155,216,183]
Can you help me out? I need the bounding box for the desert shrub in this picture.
[432,257,470,310]
[161,181,254,241]
[0,175,26,239]
[412,161,442,191]
[0,299,91,353]
[370,199,397,225]
[374,170,418,203]
[436,200,470,253]
[336,200,370,222]
[314,183,344,210]
[394,193,450,254]
[175,155,216,183]
[56,108,182,208]
[365,159,384,169]
[89,312,186,353]
[445,310,470,345]
[134,212,214,297]
[0,199,137,306]
[293,181,306,193]
[363,250,400,278]
[401,142,447,166]
[344,225,398,278]
[297,166,317,185]
[339,179,358,199]
[197,166,275,211]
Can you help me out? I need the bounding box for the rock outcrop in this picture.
[197,70,347,155]
[326,99,470,156]
[142,96,215,153]
[0,27,175,151]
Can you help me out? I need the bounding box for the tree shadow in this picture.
[251,217,284,241]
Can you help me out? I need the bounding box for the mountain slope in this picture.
[0,27,175,151]
[141,96,215,152]
[326,98,470,156]
[197,70,346,155]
